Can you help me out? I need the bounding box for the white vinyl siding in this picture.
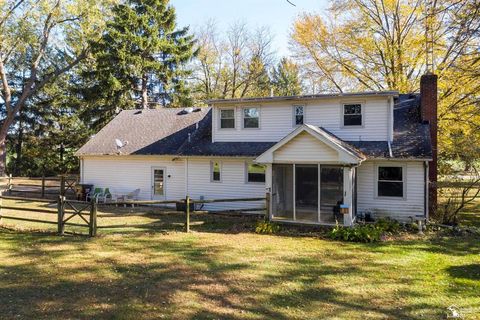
[273,132,339,162]
[357,160,425,222]
[213,97,389,142]
[186,158,265,211]
[82,156,186,201]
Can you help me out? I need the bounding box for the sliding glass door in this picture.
[272,164,344,224]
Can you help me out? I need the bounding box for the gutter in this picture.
[207,91,399,105]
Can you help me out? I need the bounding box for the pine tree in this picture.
[92,0,197,109]
[271,58,302,96]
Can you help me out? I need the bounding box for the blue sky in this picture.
[170,0,329,57]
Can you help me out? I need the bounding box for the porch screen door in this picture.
[320,166,344,223]
[295,165,319,222]
[152,168,165,199]
[272,165,294,220]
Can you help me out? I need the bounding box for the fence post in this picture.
[41,174,46,198]
[57,195,65,235]
[89,199,97,237]
[60,175,65,197]
[265,192,271,221]
[185,196,190,233]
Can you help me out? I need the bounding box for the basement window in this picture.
[246,162,266,183]
[211,161,222,182]
[343,104,362,126]
[377,166,404,198]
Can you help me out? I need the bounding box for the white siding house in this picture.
[77,87,436,226]
[212,96,393,142]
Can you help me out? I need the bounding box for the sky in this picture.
[170,0,329,57]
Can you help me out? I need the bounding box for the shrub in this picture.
[374,218,401,233]
[328,218,407,242]
[255,220,280,234]
[329,224,383,242]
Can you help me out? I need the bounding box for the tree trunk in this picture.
[0,137,7,177]
[14,117,23,176]
[141,74,148,109]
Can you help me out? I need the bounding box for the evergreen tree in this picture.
[271,58,302,96]
[92,0,197,109]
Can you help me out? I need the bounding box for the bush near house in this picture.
[255,220,280,234]
[328,218,407,243]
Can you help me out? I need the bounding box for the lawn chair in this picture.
[118,188,140,207]
[92,187,104,203]
[97,187,113,203]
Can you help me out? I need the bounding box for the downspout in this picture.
[80,157,84,183]
[424,160,429,221]
[185,157,189,196]
[211,104,215,143]
[388,96,394,143]
[387,141,393,158]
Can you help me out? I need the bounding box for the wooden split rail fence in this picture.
[4,175,78,199]
[0,191,270,237]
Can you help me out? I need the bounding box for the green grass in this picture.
[0,200,480,319]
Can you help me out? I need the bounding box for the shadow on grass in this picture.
[0,227,462,320]
[447,264,480,281]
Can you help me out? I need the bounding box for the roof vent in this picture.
[178,107,202,115]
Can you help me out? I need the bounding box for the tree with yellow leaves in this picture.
[290,0,480,164]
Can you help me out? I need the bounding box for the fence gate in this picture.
[60,176,78,197]
[58,197,97,236]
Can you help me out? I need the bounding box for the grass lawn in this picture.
[0,200,480,319]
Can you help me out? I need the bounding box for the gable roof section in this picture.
[255,125,366,164]
[75,108,210,156]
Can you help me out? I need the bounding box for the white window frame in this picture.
[242,106,260,129]
[293,105,305,126]
[342,103,364,127]
[245,161,266,184]
[210,160,222,183]
[218,107,236,130]
[375,164,406,199]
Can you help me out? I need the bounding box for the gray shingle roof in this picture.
[76,94,432,160]
[75,108,210,156]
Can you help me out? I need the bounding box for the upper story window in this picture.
[377,166,404,198]
[293,105,304,126]
[246,162,266,183]
[211,161,221,182]
[220,109,235,129]
[243,107,259,128]
[343,104,362,126]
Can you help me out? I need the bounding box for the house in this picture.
[75,74,438,226]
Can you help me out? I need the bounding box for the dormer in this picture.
[207,91,397,143]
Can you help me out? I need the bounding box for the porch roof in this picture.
[255,124,366,164]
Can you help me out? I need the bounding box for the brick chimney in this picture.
[420,73,438,216]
